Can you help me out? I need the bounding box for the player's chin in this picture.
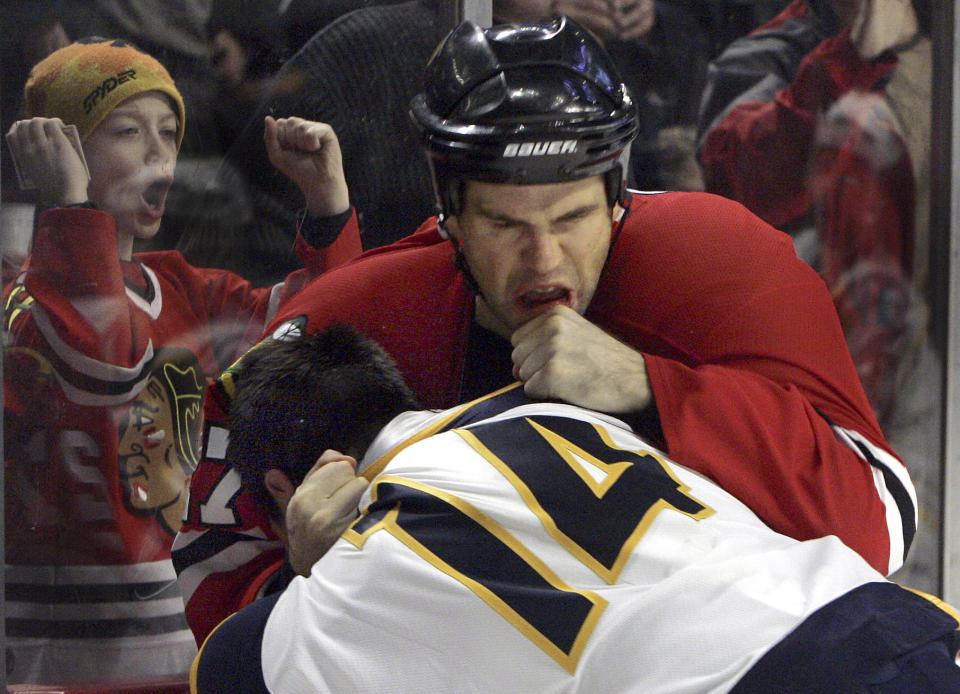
[502,305,553,332]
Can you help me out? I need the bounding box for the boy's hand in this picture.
[264,116,350,218]
[284,449,369,576]
[851,0,918,59]
[6,117,90,206]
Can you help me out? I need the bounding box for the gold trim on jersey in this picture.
[344,475,606,674]
[456,418,714,585]
[4,282,35,330]
[360,382,525,481]
[904,587,960,624]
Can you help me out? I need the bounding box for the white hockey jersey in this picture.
[261,385,888,693]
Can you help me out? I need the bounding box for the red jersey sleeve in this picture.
[589,192,914,576]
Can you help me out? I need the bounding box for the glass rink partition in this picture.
[0,0,958,689]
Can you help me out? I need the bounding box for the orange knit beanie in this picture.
[23,37,186,147]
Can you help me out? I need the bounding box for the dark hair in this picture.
[227,324,419,519]
[912,0,930,37]
[205,0,289,78]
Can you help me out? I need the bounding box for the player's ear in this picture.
[264,468,297,518]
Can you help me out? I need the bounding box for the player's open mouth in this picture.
[518,287,571,308]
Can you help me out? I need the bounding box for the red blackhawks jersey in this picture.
[175,190,916,645]
[2,207,359,684]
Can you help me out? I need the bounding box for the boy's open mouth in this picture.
[142,180,170,211]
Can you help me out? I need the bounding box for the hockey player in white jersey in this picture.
[191,325,960,693]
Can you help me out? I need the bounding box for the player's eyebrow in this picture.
[475,201,601,226]
[475,205,524,225]
[553,202,602,222]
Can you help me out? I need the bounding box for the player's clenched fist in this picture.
[851,0,918,59]
[511,304,651,415]
[282,449,369,576]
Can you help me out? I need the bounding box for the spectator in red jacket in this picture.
[697,0,931,427]
[3,36,358,685]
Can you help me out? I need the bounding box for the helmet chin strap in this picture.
[603,190,633,272]
[439,213,484,296]
[454,246,483,296]
[436,212,452,240]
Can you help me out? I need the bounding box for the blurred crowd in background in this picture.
[0,0,941,686]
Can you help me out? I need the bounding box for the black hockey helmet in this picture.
[409,16,639,218]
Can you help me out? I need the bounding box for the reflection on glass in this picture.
[696,0,937,592]
[117,350,203,537]
[0,0,944,687]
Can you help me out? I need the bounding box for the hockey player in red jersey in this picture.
[2,37,360,685]
[192,326,960,694]
[175,17,917,646]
